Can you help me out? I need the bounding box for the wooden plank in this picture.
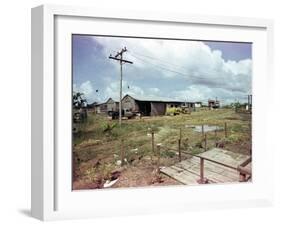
[198,148,249,168]
[176,159,238,182]
[177,157,238,178]
[160,166,199,185]
[160,148,250,184]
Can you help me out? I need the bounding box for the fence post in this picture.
[120,139,124,166]
[198,157,206,184]
[179,128,182,141]
[156,144,161,176]
[224,122,227,138]
[249,122,252,140]
[239,172,246,182]
[215,126,217,138]
[178,139,182,162]
[204,133,207,151]
[151,131,155,154]
[201,124,204,137]
[179,128,182,162]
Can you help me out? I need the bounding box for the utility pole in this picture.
[109,47,133,126]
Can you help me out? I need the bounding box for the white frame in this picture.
[31,4,274,221]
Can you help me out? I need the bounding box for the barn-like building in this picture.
[93,95,200,116]
[122,94,192,116]
[95,98,119,114]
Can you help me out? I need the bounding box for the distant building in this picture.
[106,98,119,112]
[208,99,220,109]
[121,94,196,116]
[194,102,202,108]
[94,98,119,114]
[93,95,201,116]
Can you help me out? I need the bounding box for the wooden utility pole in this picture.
[109,47,133,126]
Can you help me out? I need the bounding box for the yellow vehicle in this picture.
[166,106,191,116]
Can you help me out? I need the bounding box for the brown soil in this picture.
[72,157,180,190]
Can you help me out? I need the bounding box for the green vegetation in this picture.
[73,109,251,189]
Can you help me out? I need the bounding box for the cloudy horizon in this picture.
[72,35,252,105]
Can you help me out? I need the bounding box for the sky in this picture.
[72,35,252,105]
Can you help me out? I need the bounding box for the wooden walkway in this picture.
[160,148,250,185]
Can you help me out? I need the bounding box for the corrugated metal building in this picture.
[95,98,119,114]
[122,94,186,116]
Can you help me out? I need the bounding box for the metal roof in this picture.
[123,94,189,103]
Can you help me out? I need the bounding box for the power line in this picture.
[128,51,249,93]
[109,47,133,126]
[130,50,189,72]
[128,52,208,81]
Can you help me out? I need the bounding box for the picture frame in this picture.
[31,4,274,221]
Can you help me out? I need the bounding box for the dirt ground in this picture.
[72,108,251,190]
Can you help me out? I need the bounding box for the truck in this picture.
[109,108,135,120]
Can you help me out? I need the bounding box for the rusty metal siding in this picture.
[151,102,166,116]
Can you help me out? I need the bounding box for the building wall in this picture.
[95,103,107,113]
[122,95,138,111]
[166,102,181,108]
[151,102,166,116]
[107,99,118,112]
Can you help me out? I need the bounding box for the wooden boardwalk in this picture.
[160,148,250,185]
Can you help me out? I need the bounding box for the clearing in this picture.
[72,108,251,190]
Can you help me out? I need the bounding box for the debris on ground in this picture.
[103,178,119,188]
[77,139,102,148]
[103,170,122,188]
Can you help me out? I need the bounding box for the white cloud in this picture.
[80,81,93,97]
[90,36,251,104]
[148,87,160,94]
[105,80,145,101]
[74,80,104,103]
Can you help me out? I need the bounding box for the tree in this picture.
[73,92,87,109]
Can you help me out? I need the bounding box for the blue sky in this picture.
[73,35,252,105]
